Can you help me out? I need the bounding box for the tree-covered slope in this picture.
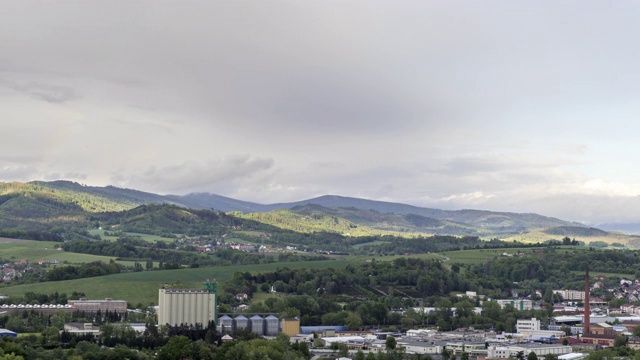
[240,204,482,236]
[0,181,600,239]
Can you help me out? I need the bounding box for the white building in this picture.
[398,339,444,354]
[495,299,532,311]
[517,318,541,333]
[488,344,571,358]
[553,290,585,301]
[67,298,128,314]
[158,286,217,327]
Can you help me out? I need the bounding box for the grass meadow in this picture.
[0,258,357,306]
[89,229,175,243]
[0,239,150,268]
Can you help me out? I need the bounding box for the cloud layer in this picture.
[1,1,640,224]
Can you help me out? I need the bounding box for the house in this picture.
[235,293,248,301]
[627,337,640,350]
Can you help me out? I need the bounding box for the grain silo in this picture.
[234,315,249,331]
[250,315,264,335]
[218,315,233,333]
[265,315,279,336]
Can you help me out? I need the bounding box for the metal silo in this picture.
[234,315,249,331]
[218,315,233,333]
[265,315,279,336]
[250,315,264,335]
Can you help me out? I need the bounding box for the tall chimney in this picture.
[584,265,590,335]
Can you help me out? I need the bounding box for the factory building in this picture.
[158,281,217,327]
[67,298,128,314]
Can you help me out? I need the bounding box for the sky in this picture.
[1,0,640,225]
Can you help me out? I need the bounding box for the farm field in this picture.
[503,231,636,247]
[0,240,116,264]
[89,229,176,243]
[441,246,588,265]
[0,258,358,306]
[569,270,632,278]
[0,238,158,269]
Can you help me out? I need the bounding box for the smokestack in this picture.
[584,265,590,335]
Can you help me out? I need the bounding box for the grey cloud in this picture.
[44,172,88,181]
[1,1,640,225]
[5,81,78,103]
[0,165,39,181]
[0,154,43,163]
[115,155,275,194]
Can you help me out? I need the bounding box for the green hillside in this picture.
[0,180,624,242]
[543,226,609,237]
[238,207,404,236]
[239,205,484,237]
[0,259,357,306]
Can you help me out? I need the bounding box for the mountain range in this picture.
[0,180,606,240]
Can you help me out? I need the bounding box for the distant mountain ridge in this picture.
[0,180,590,237]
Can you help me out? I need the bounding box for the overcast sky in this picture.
[1,1,639,224]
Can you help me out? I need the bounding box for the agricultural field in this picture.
[89,229,176,243]
[569,270,632,278]
[251,292,279,304]
[0,258,358,306]
[503,231,637,247]
[0,238,156,269]
[0,239,114,264]
[441,246,587,265]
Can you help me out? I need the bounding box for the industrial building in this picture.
[281,318,300,337]
[487,344,572,358]
[494,299,532,311]
[158,281,217,327]
[67,298,128,314]
[216,314,293,336]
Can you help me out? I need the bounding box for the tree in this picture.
[614,335,627,348]
[157,335,192,360]
[386,336,397,350]
[442,349,451,360]
[515,351,525,360]
[346,312,363,330]
[543,354,558,360]
[528,352,539,360]
[337,343,349,357]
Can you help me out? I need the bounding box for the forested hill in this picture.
[239,204,483,236]
[0,180,595,238]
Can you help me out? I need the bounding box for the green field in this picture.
[569,270,632,278]
[441,246,587,265]
[0,240,117,264]
[0,259,358,306]
[0,239,157,269]
[251,292,279,303]
[503,231,636,247]
[351,240,392,249]
[89,229,176,243]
